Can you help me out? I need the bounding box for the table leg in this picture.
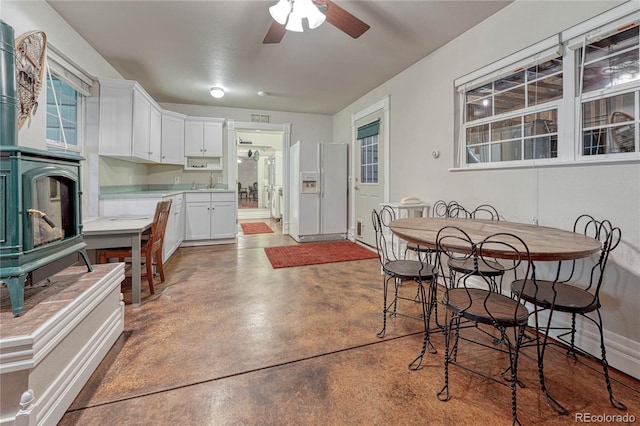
[131,233,142,306]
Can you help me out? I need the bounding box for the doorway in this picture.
[236,129,282,217]
[351,96,390,247]
[226,121,291,224]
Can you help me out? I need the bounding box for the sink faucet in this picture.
[209,173,215,189]
[191,181,196,190]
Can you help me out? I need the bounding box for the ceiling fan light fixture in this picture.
[299,0,325,29]
[269,0,291,25]
[210,87,225,98]
[285,11,304,32]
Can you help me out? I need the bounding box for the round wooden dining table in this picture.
[389,217,601,261]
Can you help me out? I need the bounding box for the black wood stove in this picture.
[1,20,91,316]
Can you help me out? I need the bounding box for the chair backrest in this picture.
[447,201,471,218]
[471,204,500,221]
[570,214,621,295]
[432,200,470,218]
[149,200,172,253]
[437,227,532,324]
[372,206,401,265]
[434,225,475,277]
[432,200,449,217]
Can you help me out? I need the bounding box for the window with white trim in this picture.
[463,56,562,164]
[578,25,639,156]
[46,74,81,151]
[455,5,639,168]
[45,48,93,154]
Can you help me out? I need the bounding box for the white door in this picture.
[354,112,385,247]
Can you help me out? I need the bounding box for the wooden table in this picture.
[82,216,153,306]
[390,217,601,261]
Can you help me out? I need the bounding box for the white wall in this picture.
[333,0,640,377]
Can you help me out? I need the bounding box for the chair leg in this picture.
[437,312,456,402]
[594,310,627,410]
[156,250,166,282]
[535,315,569,415]
[146,256,155,295]
[508,325,526,426]
[377,275,390,338]
[409,279,437,371]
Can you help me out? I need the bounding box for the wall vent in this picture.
[251,114,270,123]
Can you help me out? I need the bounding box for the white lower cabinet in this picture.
[163,193,184,260]
[101,194,184,262]
[185,192,236,242]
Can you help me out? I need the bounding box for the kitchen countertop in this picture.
[99,188,234,199]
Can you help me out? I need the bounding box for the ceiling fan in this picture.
[263,0,370,44]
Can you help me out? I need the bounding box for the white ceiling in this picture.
[47,0,512,115]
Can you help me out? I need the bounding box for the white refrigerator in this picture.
[289,141,348,242]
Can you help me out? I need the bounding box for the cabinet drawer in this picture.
[211,192,235,202]
[185,193,211,203]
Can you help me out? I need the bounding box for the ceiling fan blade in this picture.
[263,21,287,44]
[316,0,370,39]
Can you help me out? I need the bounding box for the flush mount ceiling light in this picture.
[269,0,326,33]
[210,87,224,98]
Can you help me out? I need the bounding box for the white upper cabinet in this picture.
[184,117,224,157]
[99,79,162,163]
[161,110,186,165]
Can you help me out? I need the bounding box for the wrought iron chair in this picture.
[447,203,506,291]
[511,214,626,414]
[436,227,532,426]
[372,206,439,370]
[98,199,172,295]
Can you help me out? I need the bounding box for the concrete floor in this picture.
[59,220,639,425]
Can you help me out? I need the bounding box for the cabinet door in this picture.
[99,83,133,156]
[149,104,162,163]
[184,121,204,156]
[163,197,177,260]
[203,121,223,157]
[132,89,151,160]
[185,202,211,240]
[161,113,185,164]
[175,200,185,245]
[211,202,236,239]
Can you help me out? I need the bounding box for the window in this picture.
[46,74,81,150]
[462,54,563,165]
[45,48,94,153]
[455,5,639,168]
[357,120,380,184]
[579,26,639,156]
[360,134,379,184]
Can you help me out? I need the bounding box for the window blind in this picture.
[357,119,380,139]
[47,45,94,96]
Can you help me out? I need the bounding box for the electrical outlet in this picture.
[174,176,180,184]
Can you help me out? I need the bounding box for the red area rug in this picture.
[264,241,378,269]
[241,222,274,235]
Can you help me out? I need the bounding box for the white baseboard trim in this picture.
[533,310,640,379]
